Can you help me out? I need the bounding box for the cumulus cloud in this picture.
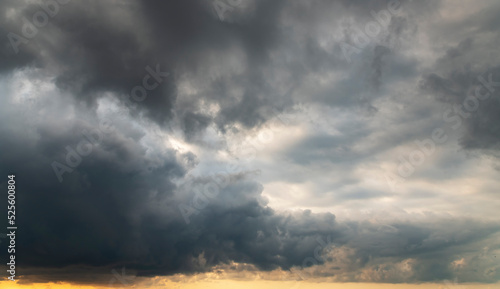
[0,0,499,285]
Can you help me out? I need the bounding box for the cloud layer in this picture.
[0,0,499,285]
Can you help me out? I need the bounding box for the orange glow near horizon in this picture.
[2,279,500,289]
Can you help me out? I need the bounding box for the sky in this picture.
[0,0,499,288]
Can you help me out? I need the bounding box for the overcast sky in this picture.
[0,0,499,287]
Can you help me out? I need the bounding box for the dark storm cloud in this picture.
[415,0,500,156]
[0,103,498,284]
[0,0,434,134]
[1,124,498,285]
[0,0,287,131]
[0,0,499,285]
[0,1,39,73]
[420,50,500,153]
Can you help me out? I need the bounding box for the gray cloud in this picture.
[0,0,499,285]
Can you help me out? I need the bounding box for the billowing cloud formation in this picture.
[0,0,499,285]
